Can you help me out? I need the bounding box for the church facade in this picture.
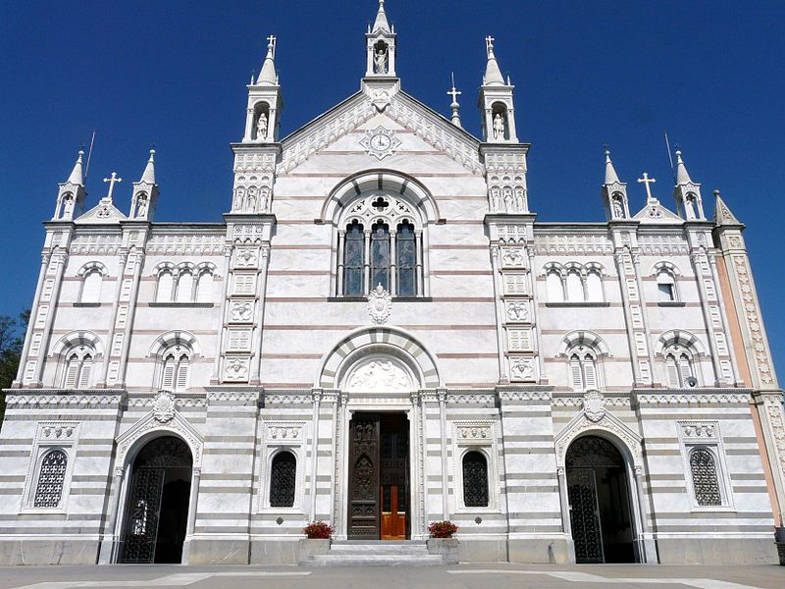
[1,1,784,567]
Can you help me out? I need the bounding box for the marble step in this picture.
[329,542,429,555]
[308,553,444,567]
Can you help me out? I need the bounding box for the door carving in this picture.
[348,415,380,538]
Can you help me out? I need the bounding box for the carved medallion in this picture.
[360,126,400,161]
[367,283,392,325]
[509,357,535,382]
[152,391,176,423]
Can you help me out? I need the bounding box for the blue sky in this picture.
[1,1,783,380]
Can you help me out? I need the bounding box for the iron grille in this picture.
[33,450,67,508]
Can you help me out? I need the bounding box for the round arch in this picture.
[148,331,201,360]
[319,169,441,225]
[316,326,441,390]
[50,330,104,359]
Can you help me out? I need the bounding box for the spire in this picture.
[372,0,391,33]
[674,149,694,185]
[604,148,620,185]
[483,36,505,86]
[66,149,85,186]
[257,35,278,86]
[447,73,462,128]
[713,190,742,226]
[140,148,156,184]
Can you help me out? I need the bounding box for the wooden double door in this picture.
[348,413,410,540]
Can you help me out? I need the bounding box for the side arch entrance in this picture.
[566,435,636,563]
[118,436,192,564]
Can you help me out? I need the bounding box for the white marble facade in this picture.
[1,1,784,567]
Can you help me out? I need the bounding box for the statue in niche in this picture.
[245,186,258,211]
[612,196,624,219]
[490,186,501,211]
[374,46,388,74]
[503,187,514,212]
[685,196,696,219]
[61,196,74,218]
[260,187,271,211]
[514,187,525,211]
[233,187,245,211]
[255,111,268,141]
[136,195,148,217]
[493,112,506,140]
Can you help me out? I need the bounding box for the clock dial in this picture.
[372,134,391,150]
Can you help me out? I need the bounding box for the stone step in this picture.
[308,553,445,567]
[329,542,429,555]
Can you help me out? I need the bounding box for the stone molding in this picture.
[634,390,751,406]
[4,390,125,409]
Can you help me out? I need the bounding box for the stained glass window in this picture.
[343,221,364,296]
[690,448,722,506]
[270,451,296,508]
[463,451,489,507]
[34,450,67,508]
[370,222,390,292]
[396,221,416,297]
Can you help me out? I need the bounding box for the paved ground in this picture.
[0,564,784,589]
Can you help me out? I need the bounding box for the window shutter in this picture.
[77,356,92,388]
[679,354,693,384]
[81,271,102,303]
[175,358,190,391]
[666,355,680,387]
[570,356,583,390]
[584,357,597,389]
[64,356,79,388]
[161,357,175,390]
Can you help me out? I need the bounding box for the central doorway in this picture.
[348,412,410,540]
[118,436,192,564]
[566,435,636,563]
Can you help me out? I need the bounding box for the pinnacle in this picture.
[675,150,694,185]
[372,0,391,33]
[66,149,85,186]
[257,35,278,85]
[604,149,621,185]
[483,36,505,86]
[140,148,156,184]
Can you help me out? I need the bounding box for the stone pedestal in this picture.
[426,538,458,564]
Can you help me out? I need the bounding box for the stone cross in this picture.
[103,172,122,201]
[637,172,656,202]
[447,73,462,104]
[485,36,495,57]
[266,35,276,57]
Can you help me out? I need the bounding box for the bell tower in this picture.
[365,1,396,79]
[242,35,283,144]
[478,36,518,143]
[52,150,86,221]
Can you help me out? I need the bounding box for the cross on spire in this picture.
[103,172,122,201]
[637,172,656,202]
[266,34,276,56]
[485,35,496,58]
[447,72,462,104]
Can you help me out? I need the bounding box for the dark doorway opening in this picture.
[348,412,410,540]
[118,435,192,564]
[566,435,636,563]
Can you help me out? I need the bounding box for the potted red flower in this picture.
[299,521,333,563]
[427,521,459,563]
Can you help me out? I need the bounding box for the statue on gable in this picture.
[374,46,388,74]
[493,112,506,140]
[136,194,148,217]
[61,195,74,218]
[612,196,624,219]
[256,111,268,142]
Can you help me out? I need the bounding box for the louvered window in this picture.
[665,350,695,388]
[64,354,80,388]
[161,351,189,392]
[34,450,67,508]
[690,448,722,506]
[81,270,102,303]
[462,451,489,507]
[666,355,680,387]
[62,349,93,389]
[77,355,92,388]
[270,451,296,508]
[569,351,599,391]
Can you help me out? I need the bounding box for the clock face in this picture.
[371,133,391,150]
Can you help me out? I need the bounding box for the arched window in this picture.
[569,351,598,391]
[343,221,365,296]
[689,448,721,506]
[462,451,489,507]
[81,270,102,303]
[566,271,584,302]
[176,271,193,303]
[656,269,677,301]
[585,271,603,302]
[160,347,190,392]
[665,350,695,388]
[196,270,213,303]
[269,451,296,507]
[157,271,174,303]
[34,449,67,508]
[546,270,564,302]
[370,222,390,292]
[62,348,93,389]
[396,220,417,297]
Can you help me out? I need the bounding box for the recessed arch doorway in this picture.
[566,435,637,563]
[118,435,192,564]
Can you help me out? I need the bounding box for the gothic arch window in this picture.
[62,346,94,389]
[33,449,67,508]
[566,269,584,302]
[546,266,564,302]
[569,349,598,391]
[462,451,489,507]
[664,348,695,388]
[689,447,722,506]
[159,346,191,392]
[78,263,106,304]
[585,265,604,302]
[156,265,175,303]
[175,270,194,303]
[336,193,425,297]
[195,265,215,303]
[653,262,680,302]
[545,263,606,303]
[269,451,296,508]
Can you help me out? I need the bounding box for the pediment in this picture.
[632,200,683,224]
[279,87,482,174]
[76,198,127,224]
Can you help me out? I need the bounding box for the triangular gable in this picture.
[76,198,127,224]
[632,200,683,224]
[279,87,482,174]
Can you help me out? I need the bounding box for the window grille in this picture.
[690,448,722,506]
[270,451,296,508]
[33,450,67,508]
[462,451,489,507]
